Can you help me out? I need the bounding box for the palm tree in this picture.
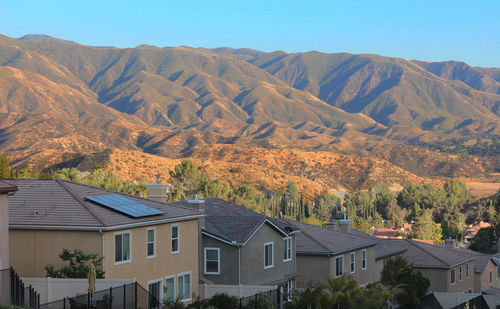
[325,275,357,309]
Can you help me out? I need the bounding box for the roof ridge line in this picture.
[205,217,236,243]
[56,179,106,226]
[406,239,457,267]
[300,227,336,254]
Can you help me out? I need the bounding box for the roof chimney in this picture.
[323,220,339,231]
[187,195,205,211]
[338,219,352,233]
[147,176,170,203]
[445,239,459,249]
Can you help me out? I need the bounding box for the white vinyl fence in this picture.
[22,277,134,304]
[199,283,276,299]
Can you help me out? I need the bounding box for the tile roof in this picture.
[275,219,378,255]
[170,198,298,245]
[436,244,496,273]
[385,239,476,269]
[7,179,203,230]
[0,180,17,193]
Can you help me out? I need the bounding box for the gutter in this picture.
[296,243,378,256]
[9,214,205,232]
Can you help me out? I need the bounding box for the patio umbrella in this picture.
[88,263,97,293]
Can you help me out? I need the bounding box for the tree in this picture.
[0,155,10,178]
[373,184,396,220]
[470,227,496,253]
[45,248,104,278]
[349,283,389,309]
[381,255,430,306]
[17,168,35,178]
[411,208,442,243]
[314,193,341,222]
[168,159,204,200]
[325,275,358,309]
[55,168,81,181]
[285,180,298,203]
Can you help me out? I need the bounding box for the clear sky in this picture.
[1,1,499,67]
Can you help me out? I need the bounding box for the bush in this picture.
[247,292,273,309]
[208,293,237,309]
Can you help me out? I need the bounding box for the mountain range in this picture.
[0,33,498,193]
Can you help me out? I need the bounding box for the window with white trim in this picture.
[147,228,155,258]
[450,268,456,285]
[335,256,343,277]
[171,225,179,253]
[177,272,191,301]
[204,248,220,275]
[264,242,274,269]
[148,280,162,309]
[165,276,175,302]
[286,279,294,302]
[283,237,292,262]
[350,252,355,273]
[362,249,367,270]
[114,231,131,264]
[466,263,469,278]
[459,266,462,281]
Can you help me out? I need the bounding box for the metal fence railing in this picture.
[0,267,40,309]
[39,282,162,309]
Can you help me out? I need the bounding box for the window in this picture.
[362,249,367,270]
[283,237,292,262]
[115,232,131,264]
[490,270,493,285]
[264,242,274,269]
[165,276,175,302]
[171,225,179,253]
[335,256,343,277]
[148,280,162,309]
[450,268,456,285]
[177,272,191,301]
[147,228,155,258]
[350,252,355,273]
[204,248,220,275]
[466,263,469,278]
[459,266,462,281]
[286,279,294,302]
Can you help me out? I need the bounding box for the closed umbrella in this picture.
[88,263,97,293]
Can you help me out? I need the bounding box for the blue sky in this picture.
[1,1,499,67]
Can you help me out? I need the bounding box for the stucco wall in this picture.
[296,255,330,288]
[240,223,296,286]
[102,219,199,298]
[417,263,474,293]
[9,229,102,277]
[478,259,498,292]
[200,235,239,285]
[0,194,9,269]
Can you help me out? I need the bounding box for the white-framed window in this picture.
[335,256,343,277]
[147,228,156,258]
[350,252,355,273]
[165,276,175,302]
[204,248,220,275]
[451,268,456,285]
[177,272,191,302]
[264,242,274,269]
[362,249,367,270]
[114,231,131,264]
[147,279,162,309]
[286,279,294,302]
[459,266,462,281]
[466,263,469,278]
[490,270,493,285]
[283,237,292,262]
[171,224,179,254]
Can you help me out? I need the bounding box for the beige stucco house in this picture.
[0,180,17,269]
[7,179,204,304]
[386,239,498,293]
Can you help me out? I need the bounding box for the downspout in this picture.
[238,245,241,285]
[100,229,105,273]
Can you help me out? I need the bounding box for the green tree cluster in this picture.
[45,248,104,278]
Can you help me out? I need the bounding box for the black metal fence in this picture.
[0,267,40,308]
[38,282,162,309]
[231,288,289,309]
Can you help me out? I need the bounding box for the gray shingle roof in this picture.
[386,239,476,269]
[350,229,407,260]
[170,198,298,245]
[436,244,497,273]
[276,219,378,255]
[7,179,203,230]
[0,180,17,193]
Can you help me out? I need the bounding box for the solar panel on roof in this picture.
[85,194,165,218]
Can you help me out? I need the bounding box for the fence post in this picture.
[63,297,66,309]
[239,297,242,309]
[123,284,126,309]
[134,282,137,309]
[254,293,257,309]
[88,292,91,309]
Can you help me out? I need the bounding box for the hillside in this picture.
[0,33,498,193]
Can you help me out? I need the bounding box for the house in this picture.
[7,179,204,304]
[437,241,498,293]
[274,219,406,288]
[0,180,17,269]
[463,221,491,246]
[170,198,299,299]
[385,239,498,293]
